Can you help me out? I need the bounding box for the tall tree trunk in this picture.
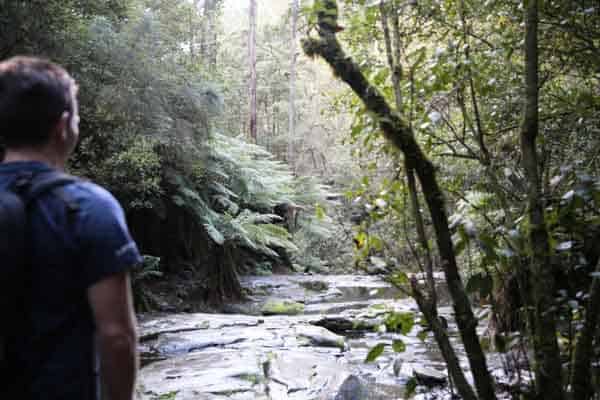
[303,2,497,399]
[379,0,436,307]
[288,0,299,166]
[199,0,208,61]
[520,1,564,399]
[203,0,220,71]
[189,0,201,65]
[571,261,600,399]
[571,231,600,399]
[248,0,258,143]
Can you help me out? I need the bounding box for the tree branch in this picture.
[303,2,497,399]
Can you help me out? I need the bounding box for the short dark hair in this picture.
[0,56,77,149]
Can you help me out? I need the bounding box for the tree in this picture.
[288,0,299,166]
[305,0,600,398]
[520,1,563,398]
[201,0,222,71]
[303,1,496,398]
[248,0,258,143]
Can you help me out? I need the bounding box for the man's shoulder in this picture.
[65,180,123,214]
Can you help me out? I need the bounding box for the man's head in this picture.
[0,56,80,163]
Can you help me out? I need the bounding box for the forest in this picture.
[2,0,599,399]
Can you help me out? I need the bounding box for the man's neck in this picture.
[3,148,66,170]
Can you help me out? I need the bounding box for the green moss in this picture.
[261,299,305,316]
[234,373,262,385]
[299,280,329,292]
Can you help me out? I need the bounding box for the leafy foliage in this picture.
[365,342,386,363]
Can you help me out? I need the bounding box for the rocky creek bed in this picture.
[136,274,513,400]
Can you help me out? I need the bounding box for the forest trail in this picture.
[136,274,509,400]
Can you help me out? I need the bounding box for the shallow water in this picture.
[136,274,506,400]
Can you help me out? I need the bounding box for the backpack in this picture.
[0,170,79,378]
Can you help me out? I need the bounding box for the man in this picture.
[0,56,140,400]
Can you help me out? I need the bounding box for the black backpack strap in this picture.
[1,170,81,387]
[15,170,80,212]
[28,171,80,205]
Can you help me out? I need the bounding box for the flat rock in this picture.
[137,349,263,400]
[139,313,261,341]
[261,299,305,316]
[295,324,347,350]
[311,317,376,334]
[413,365,447,386]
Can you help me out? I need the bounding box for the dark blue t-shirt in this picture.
[0,161,142,400]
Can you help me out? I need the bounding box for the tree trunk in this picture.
[379,0,436,305]
[571,230,600,399]
[412,280,477,400]
[520,1,564,399]
[208,242,243,304]
[381,0,443,383]
[203,0,220,71]
[303,2,497,399]
[248,0,258,143]
[570,260,600,400]
[288,0,299,167]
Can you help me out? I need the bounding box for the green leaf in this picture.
[392,339,406,353]
[156,391,179,400]
[365,343,386,363]
[315,203,326,220]
[389,272,409,288]
[417,329,429,342]
[398,312,415,335]
[385,312,415,334]
[454,238,468,256]
[405,377,418,397]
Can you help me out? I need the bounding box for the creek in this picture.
[136,274,510,400]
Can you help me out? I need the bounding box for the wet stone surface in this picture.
[136,274,504,400]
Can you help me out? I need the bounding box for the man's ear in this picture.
[51,111,70,142]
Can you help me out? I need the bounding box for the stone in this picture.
[311,317,375,334]
[261,299,305,316]
[366,256,388,275]
[333,375,369,400]
[413,365,447,386]
[298,280,330,292]
[295,324,347,350]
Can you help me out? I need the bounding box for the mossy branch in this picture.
[302,2,497,399]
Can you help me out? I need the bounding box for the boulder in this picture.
[295,324,347,350]
[413,365,447,386]
[333,375,369,400]
[261,299,305,316]
[298,280,330,292]
[312,317,375,334]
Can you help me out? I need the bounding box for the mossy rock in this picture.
[299,280,329,292]
[261,299,305,316]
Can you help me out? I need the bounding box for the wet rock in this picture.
[261,299,305,316]
[137,349,263,399]
[266,381,289,400]
[366,256,388,275]
[298,280,330,292]
[139,314,261,340]
[312,317,375,334]
[153,331,248,355]
[333,375,369,400]
[137,274,463,400]
[295,324,347,350]
[413,365,447,386]
[266,350,354,397]
[304,301,375,316]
